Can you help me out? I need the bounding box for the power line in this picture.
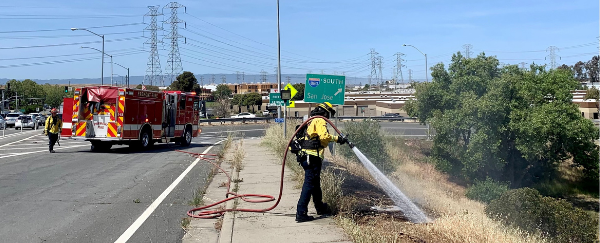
[0,37,143,50]
[0,31,143,40]
[0,22,145,34]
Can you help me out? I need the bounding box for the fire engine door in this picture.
[164,94,177,137]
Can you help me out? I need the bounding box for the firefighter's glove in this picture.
[337,135,348,145]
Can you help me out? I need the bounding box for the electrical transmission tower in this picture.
[143,6,163,87]
[369,49,378,91]
[545,46,560,69]
[408,69,413,82]
[377,56,383,91]
[286,76,291,84]
[260,70,267,83]
[463,44,473,58]
[221,75,226,84]
[236,71,241,83]
[519,62,528,70]
[394,52,405,85]
[211,74,215,84]
[163,2,186,86]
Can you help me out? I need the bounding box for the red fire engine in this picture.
[71,86,201,151]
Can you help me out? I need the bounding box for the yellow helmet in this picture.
[314,102,336,117]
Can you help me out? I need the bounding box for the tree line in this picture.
[404,52,599,194]
[2,79,73,113]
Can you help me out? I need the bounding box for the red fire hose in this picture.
[177,115,346,219]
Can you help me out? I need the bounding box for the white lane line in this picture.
[0,131,38,139]
[0,134,40,148]
[0,147,49,150]
[114,140,224,243]
[0,145,88,159]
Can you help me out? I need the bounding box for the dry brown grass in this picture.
[328,137,549,243]
[231,139,245,172]
[261,120,305,188]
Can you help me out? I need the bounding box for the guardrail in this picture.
[198,116,420,125]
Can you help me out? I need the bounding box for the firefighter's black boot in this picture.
[295,213,315,223]
[316,203,331,215]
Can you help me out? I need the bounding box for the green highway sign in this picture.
[304,74,345,105]
[269,93,289,106]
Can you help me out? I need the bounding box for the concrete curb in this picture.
[217,166,240,243]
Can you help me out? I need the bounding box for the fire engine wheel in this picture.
[181,128,192,147]
[139,130,153,149]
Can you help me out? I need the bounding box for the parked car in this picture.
[4,113,23,128]
[262,110,270,116]
[231,112,256,118]
[383,113,402,118]
[0,116,5,130]
[15,115,38,130]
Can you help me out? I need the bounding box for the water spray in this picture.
[181,115,429,223]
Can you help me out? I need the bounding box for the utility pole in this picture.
[163,2,186,86]
[199,76,204,98]
[462,44,473,58]
[369,49,378,91]
[546,46,560,69]
[144,5,163,87]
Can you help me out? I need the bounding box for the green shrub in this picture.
[486,188,599,243]
[337,120,394,174]
[465,177,509,204]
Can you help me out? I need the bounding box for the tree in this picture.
[573,61,587,81]
[584,87,599,100]
[585,55,599,84]
[405,52,599,189]
[243,92,262,112]
[214,98,231,118]
[363,84,370,91]
[214,84,232,99]
[173,71,197,92]
[231,94,244,113]
[292,83,305,100]
[134,84,160,91]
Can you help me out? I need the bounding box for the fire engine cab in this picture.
[71,86,201,151]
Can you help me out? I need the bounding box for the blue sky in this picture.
[0,0,597,82]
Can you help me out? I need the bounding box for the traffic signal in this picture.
[64,86,69,93]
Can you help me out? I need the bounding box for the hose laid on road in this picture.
[177,115,345,219]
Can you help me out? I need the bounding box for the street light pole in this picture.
[403,44,428,82]
[277,0,282,121]
[71,28,105,85]
[114,62,129,88]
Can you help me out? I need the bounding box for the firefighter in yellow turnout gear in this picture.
[292,102,348,222]
[44,108,63,153]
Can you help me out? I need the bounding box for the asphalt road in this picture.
[0,122,423,243]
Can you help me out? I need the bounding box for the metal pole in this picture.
[101,35,105,85]
[425,54,428,82]
[15,92,18,111]
[127,68,130,88]
[277,0,284,138]
[110,55,113,86]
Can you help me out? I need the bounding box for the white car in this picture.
[4,113,22,128]
[15,115,38,130]
[262,110,270,116]
[231,112,256,118]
